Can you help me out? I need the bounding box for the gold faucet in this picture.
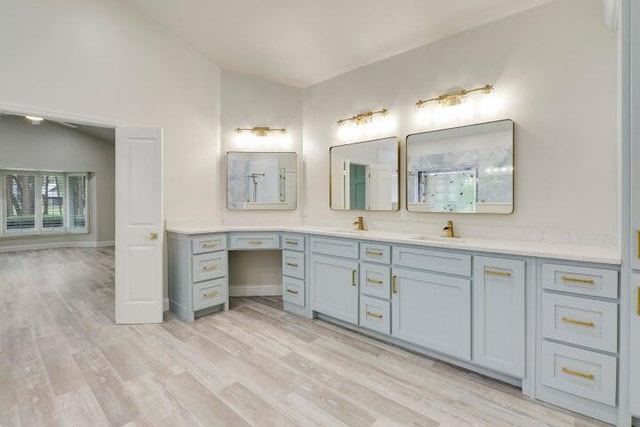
[353,216,365,231]
[442,220,454,238]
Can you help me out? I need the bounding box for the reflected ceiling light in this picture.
[416,84,494,108]
[337,108,388,126]
[235,126,286,137]
[25,115,45,124]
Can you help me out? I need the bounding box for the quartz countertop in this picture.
[165,223,621,265]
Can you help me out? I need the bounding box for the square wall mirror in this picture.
[330,137,399,211]
[406,119,513,214]
[227,152,297,210]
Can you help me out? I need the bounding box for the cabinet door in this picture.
[391,267,471,360]
[631,274,640,415]
[473,256,525,377]
[310,254,359,324]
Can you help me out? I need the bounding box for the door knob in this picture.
[149,232,158,240]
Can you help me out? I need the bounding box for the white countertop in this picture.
[165,223,621,265]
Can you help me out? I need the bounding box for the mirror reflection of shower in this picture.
[245,173,265,202]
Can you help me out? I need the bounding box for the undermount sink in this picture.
[411,235,464,242]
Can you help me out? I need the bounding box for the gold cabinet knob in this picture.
[149,232,158,240]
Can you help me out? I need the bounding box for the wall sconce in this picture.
[416,84,493,108]
[337,108,389,126]
[235,126,286,137]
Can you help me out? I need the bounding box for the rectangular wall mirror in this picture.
[330,137,399,211]
[227,152,297,210]
[407,119,513,214]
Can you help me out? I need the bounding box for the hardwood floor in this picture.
[0,247,610,426]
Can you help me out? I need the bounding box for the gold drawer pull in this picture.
[202,265,217,271]
[561,276,595,285]
[366,278,383,285]
[285,240,298,245]
[392,276,398,294]
[286,289,299,295]
[366,311,383,319]
[352,270,357,286]
[202,242,218,248]
[203,290,219,298]
[286,262,299,268]
[561,367,594,381]
[248,241,264,245]
[485,269,511,277]
[366,249,383,257]
[561,316,595,328]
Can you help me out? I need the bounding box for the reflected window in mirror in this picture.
[330,137,399,211]
[406,120,513,214]
[227,152,297,210]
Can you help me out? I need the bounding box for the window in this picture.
[1,170,89,236]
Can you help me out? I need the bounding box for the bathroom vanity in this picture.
[167,225,621,424]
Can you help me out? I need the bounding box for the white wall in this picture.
[0,0,221,227]
[0,115,114,248]
[303,0,618,247]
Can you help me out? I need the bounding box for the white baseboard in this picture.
[229,284,281,297]
[0,240,115,253]
[163,298,169,312]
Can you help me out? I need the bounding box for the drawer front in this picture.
[360,262,391,300]
[541,263,618,299]
[360,295,391,335]
[392,246,471,277]
[310,236,359,259]
[192,251,227,283]
[229,232,279,250]
[541,341,617,407]
[542,293,618,353]
[282,250,305,279]
[281,234,306,252]
[360,242,391,264]
[193,278,226,311]
[192,234,227,254]
[282,276,305,307]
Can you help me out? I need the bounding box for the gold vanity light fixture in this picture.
[337,108,389,126]
[235,126,286,137]
[416,84,494,108]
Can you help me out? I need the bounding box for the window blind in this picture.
[5,173,36,232]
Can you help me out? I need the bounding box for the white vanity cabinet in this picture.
[168,232,229,322]
[472,256,525,377]
[310,237,359,324]
[391,246,472,360]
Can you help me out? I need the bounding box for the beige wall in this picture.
[302,0,618,247]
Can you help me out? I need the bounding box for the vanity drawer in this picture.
[192,251,227,283]
[541,263,618,299]
[310,237,359,259]
[229,232,279,250]
[360,242,391,264]
[282,276,305,307]
[281,234,306,252]
[540,341,617,407]
[392,246,471,277]
[542,293,618,353]
[192,233,227,254]
[282,250,305,279]
[193,278,226,311]
[360,262,391,300]
[359,295,391,335]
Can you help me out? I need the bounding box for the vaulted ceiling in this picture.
[126,0,553,87]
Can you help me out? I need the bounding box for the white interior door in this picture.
[115,128,163,324]
[368,164,392,210]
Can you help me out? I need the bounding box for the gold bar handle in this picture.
[202,242,218,248]
[366,249,383,257]
[392,276,398,294]
[561,316,595,328]
[286,262,299,268]
[202,265,217,271]
[286,289,299,295]
[203,290,219,298]
[485,269,512,277]
[366,278,383,285]
[561,367,594,381]
[352,270,357,286]
[366,311,383,319]
[285,240,298,245]
[561,276,595,285]
[248,241,264,245]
